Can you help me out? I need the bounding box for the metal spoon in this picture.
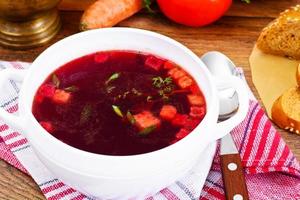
[201,51,239,119]
[201,51,249,200]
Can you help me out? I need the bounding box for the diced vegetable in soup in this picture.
[32,50,206,155]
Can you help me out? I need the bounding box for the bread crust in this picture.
[297,64,300,86]
[257,5,300,60]
[271,88,300,135]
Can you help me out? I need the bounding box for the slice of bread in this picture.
[257,5,300,60]
[271,87,300,135]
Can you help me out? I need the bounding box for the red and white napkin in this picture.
[0,61,299,200]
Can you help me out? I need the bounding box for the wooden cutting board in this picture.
[249,45,299,117]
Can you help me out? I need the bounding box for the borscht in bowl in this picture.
[0,28,248,199]
[32,50,206,155]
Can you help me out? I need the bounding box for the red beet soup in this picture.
[32,50,206,155]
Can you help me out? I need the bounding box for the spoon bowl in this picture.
[201,51,239,117]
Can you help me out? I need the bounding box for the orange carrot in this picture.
[80,0,143,31]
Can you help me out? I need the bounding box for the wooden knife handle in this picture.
[220,154,249,200]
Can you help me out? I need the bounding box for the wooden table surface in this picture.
[0,0,299,199]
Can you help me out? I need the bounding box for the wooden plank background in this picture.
[0,0,299,199]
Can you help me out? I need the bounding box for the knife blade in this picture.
[220,134,249,200]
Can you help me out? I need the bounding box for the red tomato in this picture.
[157,0,232,27]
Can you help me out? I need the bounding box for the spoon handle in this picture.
[220,153,249,200]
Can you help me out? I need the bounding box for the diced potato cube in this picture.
[160,105,177,121]
[52,89,71,104]
[164,61,176,70]
[184,118,200,131]
[178,76,193,89]
[168,68,186,80]
[38,84,56,98]
[190,84,200,94]
[94,52,109,63]
[133,111,161,131]
[39,121,54,133]
[187,94,205,106]
[189,106,205,119]
[175,128,190,139]
[171,114,189,127]
[145,56,164,71]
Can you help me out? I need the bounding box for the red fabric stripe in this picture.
[202,185,225,200]
[0,124,9,132]
[2,132,20,142]
[248,167,257,174]
[242,109,264,163]
[7,138,28,149]
[0,142,27,173]
[47,188,76,200]
[199,196,210,200]
[251,121,271,166]
[70,194,86,200]
[160,188,180,200]
[41,182,65,194]
[264,134,281,167]
[277,145,290,167]
[7,104,18,113]
[145,196,154,200]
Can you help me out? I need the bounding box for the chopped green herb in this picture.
[152,76,164,88]
[146,96,153,102]
[164,85,173,93]
[80,104,93,125]
[162,95,169,101]
[64,85,79,92]
[241,0,250,3]
[158,90,164,96]
[164,77,173,85]
[112,105,123,118]
[131,88,142,96]
[126,111,136,125]
[152,76,173,89]
[138,125,156,136]
[106,86,116,93]
[105,72,120,85]
[52,74,60,88]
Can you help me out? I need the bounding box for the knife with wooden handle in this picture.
[220,133,249,200]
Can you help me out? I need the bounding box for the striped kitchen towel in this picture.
[0,60,299,200]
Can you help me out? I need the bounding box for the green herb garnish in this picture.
[241,0,250,3]
[152,76,173,88]
[106,86,116,93]
[112,105,123,118]
[152,76,164,88]
[131,88,142,96]
[152,76,174,102]
[80,103,93,125]
[64,85,79,92]
[138,125,156,136]
[146,96,153,102]
[52,74,60,88]
[143,0,154,13]
[164,77,173,85]
[126,111,136,125]
[106,72,120,85]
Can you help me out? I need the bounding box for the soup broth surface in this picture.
[32,50,206,155]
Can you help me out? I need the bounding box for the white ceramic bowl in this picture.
[0,28,249,199]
